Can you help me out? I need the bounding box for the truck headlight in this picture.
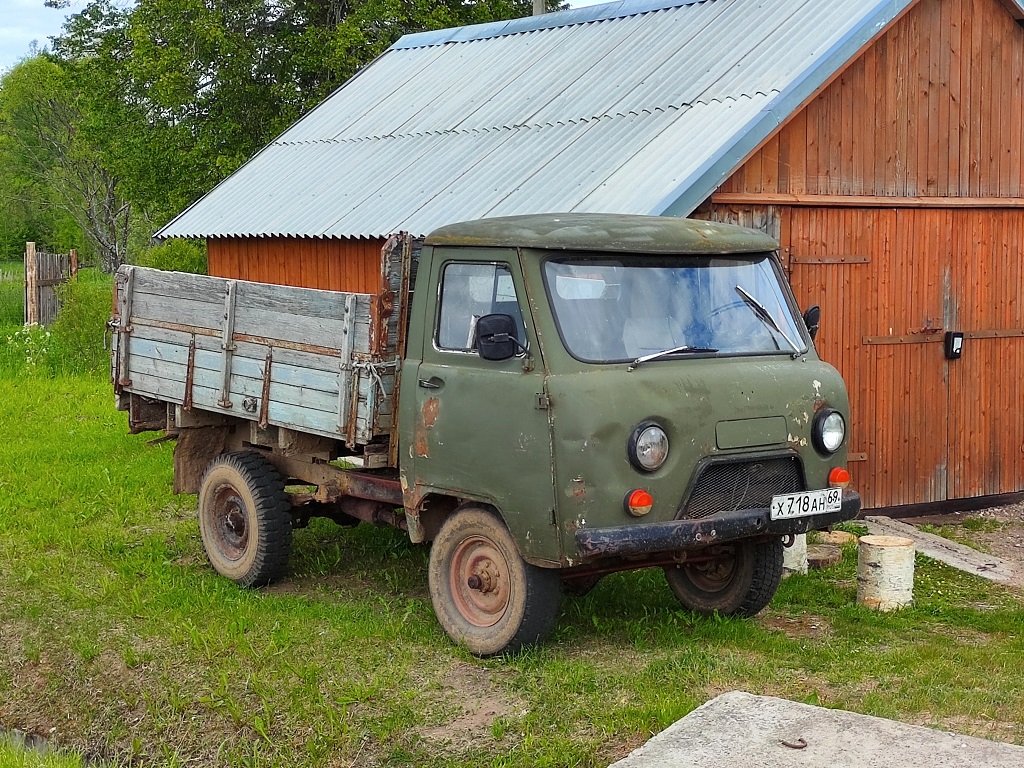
[628,422,669,472]
[813,409,846,455]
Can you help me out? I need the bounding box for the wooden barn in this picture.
[158,0,1024,510]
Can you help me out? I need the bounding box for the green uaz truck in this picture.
[113,213,860,656]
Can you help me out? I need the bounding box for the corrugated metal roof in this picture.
[158,0,918,240]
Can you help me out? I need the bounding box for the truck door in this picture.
[409,253,559,564]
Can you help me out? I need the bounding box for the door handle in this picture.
[418,377,444,389]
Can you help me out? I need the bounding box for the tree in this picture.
[0,56,130,271]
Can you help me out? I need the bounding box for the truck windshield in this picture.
[543,253,806,363]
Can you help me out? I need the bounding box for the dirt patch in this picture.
[758,611,832,639]
[959,502,1024,569]
[415,662,524,750]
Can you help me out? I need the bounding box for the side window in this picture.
[437,263,526,351]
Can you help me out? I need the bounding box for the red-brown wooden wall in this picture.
[207,236,387,294]
[704,0,1024,508]
[718,0,1024,199]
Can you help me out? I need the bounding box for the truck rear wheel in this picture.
[664,538,783,617]
[198,451,292,587]
[428,506,561,657]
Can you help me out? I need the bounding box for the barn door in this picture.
[945,209,1024,499]
[784,208,953,508]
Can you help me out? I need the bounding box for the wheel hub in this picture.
[467,559,500,594]
[212,487,249,561]
[450,536,509,627]
[683,546,738,593]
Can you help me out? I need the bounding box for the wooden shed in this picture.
[159,0,1024,510]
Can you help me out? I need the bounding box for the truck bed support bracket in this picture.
[217,280,238,409]
[336,294,357,439]
[258,346,273,428]
[115,266,135,392]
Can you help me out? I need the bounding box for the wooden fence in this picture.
[25,242,78,326]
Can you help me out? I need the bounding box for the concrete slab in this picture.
[864,515,1022,586]
[609,691,1024,768]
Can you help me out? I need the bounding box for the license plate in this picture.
[769,488,843,520]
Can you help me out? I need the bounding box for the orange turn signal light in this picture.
[828,467,851,489]
[625,489,654,517]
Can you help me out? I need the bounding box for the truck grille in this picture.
[679,458,804,520]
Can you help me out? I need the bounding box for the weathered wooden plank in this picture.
[131,268,227,304]
[131,323,344,374]
[129,266,376,342]
[132,291,226,332]
[128,355,339,414]
[129,337,347,396]
[131,372,346,441]
[128,335,394,419]
[131,286,373,352]
[233,301,371,351]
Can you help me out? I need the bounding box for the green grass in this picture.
[0,259,24,327]
[0,740,89,768]
[1,351,1023,764]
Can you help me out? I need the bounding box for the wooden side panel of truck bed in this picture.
[111,265,400,446]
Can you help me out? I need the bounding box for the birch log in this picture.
[857,535,915,610]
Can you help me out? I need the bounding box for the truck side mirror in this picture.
[803,305,821,342]
[476,313,522,361]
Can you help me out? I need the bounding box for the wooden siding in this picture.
[719,0,1024,199]
[207,236,387,294]
[700,203,1024,509]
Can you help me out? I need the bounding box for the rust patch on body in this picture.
[416,397,440,457]
[422,397,440,427]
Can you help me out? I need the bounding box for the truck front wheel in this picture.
[664,538,783,617]
[428,506,561,656]
[198,451,292,587]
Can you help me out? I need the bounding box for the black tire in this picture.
[198,451,292,587]
[428,506,561,657]
[664,538,783,617]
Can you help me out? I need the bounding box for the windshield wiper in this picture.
[628,344,718,371]
[734,285,801,357]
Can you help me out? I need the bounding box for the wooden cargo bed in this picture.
[112,235,414,450]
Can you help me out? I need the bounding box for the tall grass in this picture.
[0,259,25,327]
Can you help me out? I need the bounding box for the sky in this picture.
[0,0,81,73]
[0,0,611,75]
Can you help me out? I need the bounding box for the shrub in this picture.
[0,259,24,326]
[134,239,207,274]
[48,269,115,375]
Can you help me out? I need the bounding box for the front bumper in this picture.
[574,489,860,559]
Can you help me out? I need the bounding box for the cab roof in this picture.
[424,213,779,254]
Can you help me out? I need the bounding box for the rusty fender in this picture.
[575,490,860,559]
